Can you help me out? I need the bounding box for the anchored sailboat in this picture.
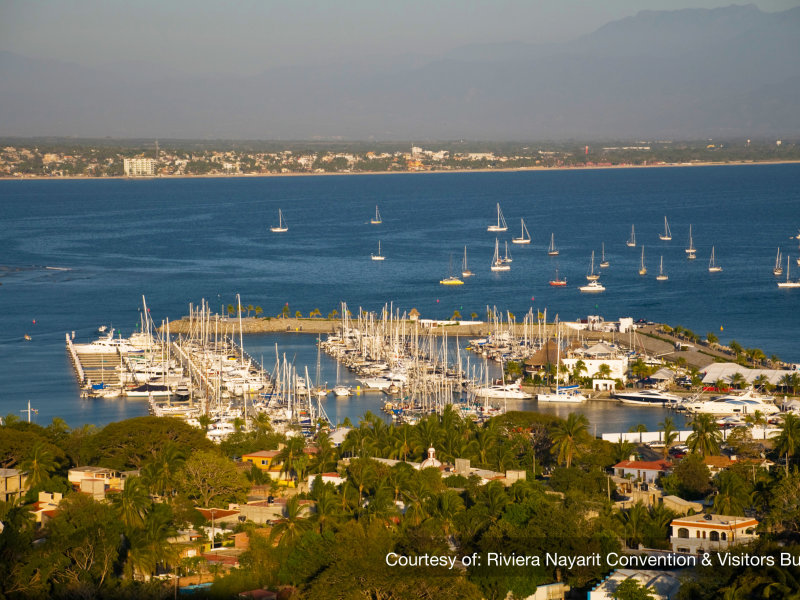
[708,246,722,272]
[778,256,800,288]
[639,246,647,276]
[461,246,474,278]
[270,209,288,233]
[627,225,636,248]
[549,268,566,287]
[512,218,531,244]
[686,224,696,259]
[490,238,511,271]
[487,203,508,232]
[440,254,464,285]
[599,242,609,268]
[501,241,512,264]
[547,233,559,256]
[774,248,784,276]
[656,256,668,281]
[659,216,672,241]
[371,240,385,261]
[586,251,600,281]
[370,205,382,225]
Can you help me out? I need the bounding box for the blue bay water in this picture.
[1,165,798,429]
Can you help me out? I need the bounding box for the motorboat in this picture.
[612,389,682,406]
[579,280,605,293]
[474,382,532,400]
[683,389,780,416]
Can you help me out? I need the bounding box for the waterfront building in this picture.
[123,157,156,177]
[562,342,629,382]
[670,513,759,554]
[589,570,680,600]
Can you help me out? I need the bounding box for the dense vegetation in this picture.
[3,406,800,598]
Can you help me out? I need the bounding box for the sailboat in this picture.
[656,256,668,281]
[638,246,647,276]
[586,251,600,281]
[599,242,609,268]
[537,321,587,402]
[501,241,513,264]
[487,203,508,232]
[708,246,722,272]
[686,224,696,259]
[512,218,531,244]
[549,268,567,287]
[778,256,800,288]
[371,241,385,261]
[440,254,464,285]
[627,225,636,247]
[547,233,559,256]
[490,238,511,271]
[461,246,474,278]
[370,205,382,225]
[774,248,784,276]
[659,216,672,241]
[270,209,288,232]
[332,359,351,397]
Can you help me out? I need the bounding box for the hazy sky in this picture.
[2,0,799,75]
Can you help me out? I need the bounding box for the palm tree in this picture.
[276,436,306,482]
[551,413,589,468]
[728,372,747,390]
[729,340,743,361]
[270,496,312,548]
[141,444,185,498]
[247,304,254,317]
[595,363,612,379]
[775,413,800,476]
[346,458,376,509]
[19,441,57,489]
[658,417,679,459]
[713,471,750,516]
[686,413,722,457]
[629,423,648,444]
[112,476,151,529]
[197,414,212,431]
[402,477,432,527]
[430,489,465,540]
[571,360,587,384]
[255,306,263,318]
[753,375,772,393]
[311,487,342,534]
[617,501,648,549]
[706,332,719,345]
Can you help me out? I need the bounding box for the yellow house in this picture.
[242,447,318,488]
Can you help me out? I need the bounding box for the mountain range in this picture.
[1,4,798,140]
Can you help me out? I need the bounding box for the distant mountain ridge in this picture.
[1,4,798,140]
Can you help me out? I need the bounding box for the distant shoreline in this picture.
[2,159,799,182]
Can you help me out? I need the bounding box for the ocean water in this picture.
[1,164,797,429]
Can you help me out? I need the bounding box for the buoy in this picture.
[436,299,439,303]
[32,319,36,324]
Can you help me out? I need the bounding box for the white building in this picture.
[562,342,629,381]
[670,513,759,554]
[123,157,156,177]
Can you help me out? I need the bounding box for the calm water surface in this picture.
[1,165,797,429]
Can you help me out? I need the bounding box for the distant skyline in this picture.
[2,0,799,75]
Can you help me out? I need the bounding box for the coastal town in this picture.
[4,303,800,599]
[1,138,798,178]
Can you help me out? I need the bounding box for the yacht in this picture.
[659,216,672,241]
[537,323,587,404]
[474,383,533,400]
[371,241,385,261]
[599,243,610,268]
[656,256,668,281]
[586,250,600,281]
[549,268,567,287]
[547,233,559,256]
[627,225,636,248]
[774,248,784,276]
[512,219,531,244]
[612,389,682,406]
[461,246,474,278]
[778,255,800,288]
[370,205,382,225]
[686,224,696,260]
[683,389,780,416]
[638,246,647,276]
[579,280,605,293]
[708,246,722,272]
[270,208,288,233]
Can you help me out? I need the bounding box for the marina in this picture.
[2,164,799,430]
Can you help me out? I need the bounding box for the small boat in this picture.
[487,203,508,232]
[461,246,474,278]
[371,241,385,261]
[440,254,464,285]
[774,248,784,276]
[659,216,672,241]
[512,219,531,244]
[370,205,382,225]
[586,250,600,281]
[708,246,722,272]
[501,241,512,264]
[686,224,696,259]
[270,209,288,233]
[599,242,609,268]
[547,233,559,256]
[490,238,511,271]
[579,280,605,293]
[332,385,352,397]
[778,256,800,288]
[537,323,587,403]
[656,256,668,281]
[638,246,647,276]
[23,334,32,341]
[627,225,636,248]
[549,268,567,287]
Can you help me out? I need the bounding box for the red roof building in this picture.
[613,459,672,483]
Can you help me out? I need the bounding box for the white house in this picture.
[670,513,759,554]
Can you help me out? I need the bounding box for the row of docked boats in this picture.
[610,386,782,416]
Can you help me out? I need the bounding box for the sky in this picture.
[2,0,799,75]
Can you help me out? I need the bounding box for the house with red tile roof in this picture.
[613,459,672,483]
